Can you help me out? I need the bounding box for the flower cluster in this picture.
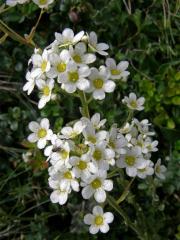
[6,0,54,8]
[24,29,167,234]
[23,28,129,108]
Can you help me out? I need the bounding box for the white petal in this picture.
[38,97,47,109]
[89,225,99,234]
[50,190,59,203]
[71,180,79,192]
[93,89,105,100]
[104,80,116,93]
[37,138,47,149]
[104,212,114,223]
[93,206,103,215]
[63,83,76,93]
[97,43,109,51]
[106,58,116,69]
[83,53,96,64]
[63,28,74,41]
[89,32,97,45]
[82,186,94,199]
[79,66,90,77]
[103,180,113,191]
[100,223,110,233]
[77,79,90,90]
[61,127,72,137]
[28,133,38,143]
[32,54,42,66]
[94,188,106,203]
[126,167,137,177]
[84,214,94,225]
[59,192,68,205]
[117,61,129,71]
[28,121,39,132]
[40,118,49,129]
[44,145,53,157]
[73,31,84,43]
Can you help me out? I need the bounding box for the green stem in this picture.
[116,177,135,204]
[26,9,44,43]
[78,90,90,118]
[107,195,145,240]
[0,20,35,48]
[0,6,12,14]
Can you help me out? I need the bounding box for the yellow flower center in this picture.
[93,78,104,89]
[59,149,68,159]
[125,156,136,166]
[37,128,47,138]
[39,0,47,5]
[56,62,66,73]
[155,165,160,173]
[109,140,115,149]
[91,178,102,189]
[95,216,104,226]
[73,55,82,63]
[138,168,146,172]
[68,71,79,82]
[41,60,47,72]
[64,171,72,179]
[93,149,102,161]
[111,69,120,75]
[130,100,137,108]
[43,86,50,96]
[77,160,87,170]
[87,135,96,144]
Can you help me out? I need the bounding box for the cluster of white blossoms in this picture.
[25,29,167,234]
[23,28,130,108]
[6,0,54,8]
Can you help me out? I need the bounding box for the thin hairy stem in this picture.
[78,90,90,118]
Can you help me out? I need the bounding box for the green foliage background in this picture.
[0,0,179,239]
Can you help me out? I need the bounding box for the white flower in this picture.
[28,118,53,149]
[105,58,130,81]
[31,49,51,78]
[61,61,90,93]
[81,171,113,203]
[46,50,71,81]
[84,206,114,234]
[69,42,96,65]
[119,122,133,134]
[137,160,154,179]
[36,79,54,109]
[61,120,86,139]
[107,124,127,154]
[133,118,155,136]
[6,0,28,6]
[122,93,145,111]
[32,0,54,8]
[116,146,146,177]
[50,139,71,169]
[49,166,79,192]
[90,141,112,171]
[88,32,109,56]
[44,134,58,158]
[144,139,158,153]
[81,119,107,145]
[23,71,36,95]
[87,66,116,100]
[22,151,32,163]
[70,153,97,179]
[154,159,167,180]
[90,113,106,129]
[54,28,84,46]
[49,178,71,205]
